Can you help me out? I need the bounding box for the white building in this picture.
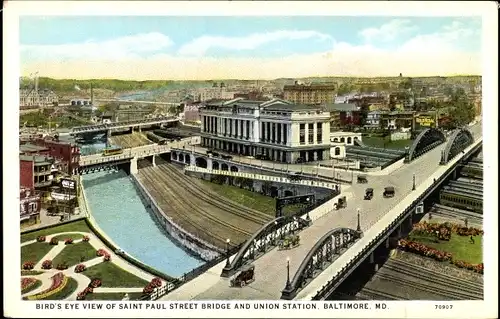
[329,131,363,158]
[199,98,331,163]
[366,111,383,127]
[194,87,238,102]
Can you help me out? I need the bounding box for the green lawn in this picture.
[362,136,414,150]
[51,233,85,241]
[52,241,97,267]
[409,233,483,264]
[21,270,44,276]
[21,242,54,265]
[83,262,149,288]
[201,180,276,216]
[22,279,43,295]
[84,292,145,301]
[40,277,78,300]
[21,220,91,243]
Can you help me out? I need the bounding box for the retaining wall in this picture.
[130,175,221,261]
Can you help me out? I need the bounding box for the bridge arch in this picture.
[440,128,474,165]
[212,161,220,170]
[221,163,229,171]
[184,154,191,164]
[178,153,184,162]
[230,166,239,172]
[284,190,293,197]
[281,227,362,300]
[221,216,311,278]
[405,128,446,162]
[172,152,178,161]
[195,157,207,168]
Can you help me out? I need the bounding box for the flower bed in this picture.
[21,278,38,292]
[82,236,90,242]
[65,238,74,245]
[42,260,53,270]
[36,236,46,242]
[89,278,102,289]
[50,238,59,245]
[398,239,484,274]
[413,221,483,238]
[96,249,108,257]
[26,273,69,300]
[74,264,86,273]
[143,277,163,294]
[103,255,111,262]
[22,261,35,270]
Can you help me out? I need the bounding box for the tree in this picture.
[448,88,475,127]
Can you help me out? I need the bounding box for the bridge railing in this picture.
[310,140,482,300]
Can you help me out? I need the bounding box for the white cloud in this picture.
[21,32,174,60]
[177,30,332,56]
[359,19,418,42]
[20,21,481,80]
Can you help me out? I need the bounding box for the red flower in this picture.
[89,279,102,288]
[84,287,93,294]
[22,261,35,270]
[143,283,155,294]
[42,260,53,270]
[74,264,86,273]
[151,277,162,288]
[77,292,86,300]
[96,249,108,257]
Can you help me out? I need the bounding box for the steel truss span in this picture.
[220,215,311,278]
[441,128,475,165]
[405,128,446,163]
[280,228,362,300]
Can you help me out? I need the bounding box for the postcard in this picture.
[3,1,498,318]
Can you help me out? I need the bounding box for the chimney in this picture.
[90,83,94,105]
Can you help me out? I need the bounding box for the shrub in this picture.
[89,279,102,288]
[22,261,35,270]
[56,263,68,270]
[36,236,46,242]
[96,249,108,257]
[83,287,93,294]
[82,236,90,242]
[74,264,86,273]
[65,238,74,245]
[151,277,162,288]
[21,278,38,291]
[42,260,53,270]
[76,292,86,300]
[103,255,111,262]
[143,283,155,294]
[50,238,59,245]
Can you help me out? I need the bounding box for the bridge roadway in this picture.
[159,122,482,301]
[71,116,179,134]
[95,98,179,106]
[78,139,191,166]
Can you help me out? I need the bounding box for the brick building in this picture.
[283,83,336,105]
[20,187,41,227]
[25,137,80,175]
[20,155,55,190]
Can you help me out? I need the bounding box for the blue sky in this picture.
[19,16,482,79]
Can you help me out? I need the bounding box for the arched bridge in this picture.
[405,128,446,163]
[220,215,311,278]
[70,116,179,135]
[440,128,475,165]
[280,228,362,300]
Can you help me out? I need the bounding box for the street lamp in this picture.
[285,257,291,290]
[356,208,361,232]
[225,238,231,268]
[306,197,311,222]
[412,173,416,191]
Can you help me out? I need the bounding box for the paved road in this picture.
[161,122,482,300]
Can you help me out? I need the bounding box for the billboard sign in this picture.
[60,178,76,190]
[416,117,435,127]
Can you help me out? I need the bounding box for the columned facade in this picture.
[199,98,331,164]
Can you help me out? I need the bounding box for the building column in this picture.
[130,157,138,175]
[281,124,285,145]
[151,156,156,167]
[243,120,247,140]
[274,123,278,144]
[313,123,317,145]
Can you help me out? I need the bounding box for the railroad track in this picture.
[139,167,252,248]
[373,259,483,300]
[139,168,246,249]
[160,163,272,224]
[357,287,401,300]
[430,204,483,224]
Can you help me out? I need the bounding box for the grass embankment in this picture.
[409,233,483,264]
[362,136,414,150]
[52,242,97,267]
[21,220,91,243]
[200,181,306,217]
[83,262,149,288]
[21,242,54,264]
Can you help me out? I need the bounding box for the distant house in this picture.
[323,103,362,129]
[365,111,385,128]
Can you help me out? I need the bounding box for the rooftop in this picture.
[322,103,359,112]
[20,143,49,153]
[20,155,54,165]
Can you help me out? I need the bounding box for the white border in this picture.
[3,1,498,318]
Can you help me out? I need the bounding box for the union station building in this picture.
[199,98,331,164]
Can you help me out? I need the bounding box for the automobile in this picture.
[295,157,305,164]
[383,186,395,198]
[335,196,347,209]
[364,188,374,200]
[357,175,368,184]
[230,264,255,288]
[221,155,233,160]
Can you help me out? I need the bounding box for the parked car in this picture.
[230,264,255,288]
[383,186,395,198]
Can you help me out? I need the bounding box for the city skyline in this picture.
[20,16,482,80]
